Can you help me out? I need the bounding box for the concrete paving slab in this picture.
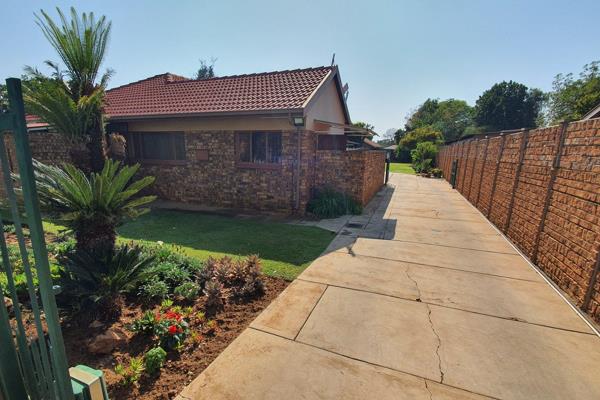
[410,263,593,333]
[388,215,500,236]
[300,252,591,333]
[296,286,443,382]
[389,228,516,254]
[431,305,600,400]
[250,280,326,339]
[348,238,543,281]
[300,252,420,300]
[388,209,487,222]
[177,328,492,400]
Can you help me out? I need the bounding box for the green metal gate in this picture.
[0,78,74,400]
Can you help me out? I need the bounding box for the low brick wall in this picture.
[438,119,600,323]
[315,150,385,206]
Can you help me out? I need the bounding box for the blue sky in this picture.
[2,0,599,136]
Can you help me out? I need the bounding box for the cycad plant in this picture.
[31,159,156,257]
[23,7,113,172]
[60,244,155,320]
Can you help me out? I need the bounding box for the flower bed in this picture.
[3,230,288,400]
[62,275,287,399]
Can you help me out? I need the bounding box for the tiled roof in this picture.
[104,66,334,118]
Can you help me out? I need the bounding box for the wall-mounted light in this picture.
[292,116,305,127]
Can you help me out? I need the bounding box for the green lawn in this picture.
[43,210,334,280]
[390,162,415,175]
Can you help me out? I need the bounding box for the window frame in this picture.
[126,131,187,166]
[235,131,283,170]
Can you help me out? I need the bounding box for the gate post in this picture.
[5,78,74,400]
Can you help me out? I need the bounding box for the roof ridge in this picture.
[107,72,174,92]
[165,65,333,84]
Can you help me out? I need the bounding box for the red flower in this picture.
[168,325,178,335]
[165,311,182,321]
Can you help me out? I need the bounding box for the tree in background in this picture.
[397,125,443,162]
[376,128,396,147]
[195,58,216,80]
[405,98,474,141]
[394,128,405,144]
[474,81,544,131]
[546,61,600,124]
[352,121,375,132]
[0,83,7,110]
[24,7,112,172]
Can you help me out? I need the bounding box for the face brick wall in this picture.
[1,130,384,215]
[0,132,77,197]
[314,150,385,206]
[136,130,298,213]
[438,119,600,323]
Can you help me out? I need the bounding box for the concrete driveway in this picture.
[177,174,600,400]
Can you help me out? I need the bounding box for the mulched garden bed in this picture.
[60,276,288,400]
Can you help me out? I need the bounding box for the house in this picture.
[384,144,398,161]
[98,65,384,214]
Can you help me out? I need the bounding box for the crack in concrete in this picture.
[426,304,445,383]
[405,266,422,301]
[424,380,434,400]
[406,266,444,384]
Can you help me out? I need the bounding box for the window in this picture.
[236,132,282,167]
[126,132,186,164]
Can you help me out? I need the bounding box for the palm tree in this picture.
[24,7,112,172]
[30,159,156,257]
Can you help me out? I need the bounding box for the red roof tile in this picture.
[105,66,334,118]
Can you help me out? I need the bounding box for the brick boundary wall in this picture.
[314,150,385,206]
[437,119,600,323]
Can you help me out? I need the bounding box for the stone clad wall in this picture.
[438,119,600,323]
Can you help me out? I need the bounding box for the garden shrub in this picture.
[1,243,62,298]
[139,276,169,302]
[144,347,167,375]
[307,188,362,219]
[232,255,265,299]
[130,311,159,335]
[203,278,223,313]
[431,168,443,178]
[173,281,201,301]
[59,244,155,320]
[410,141,439,174]
[154,261,190,288]
[115,356,144,385]
[196,255,266,300]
